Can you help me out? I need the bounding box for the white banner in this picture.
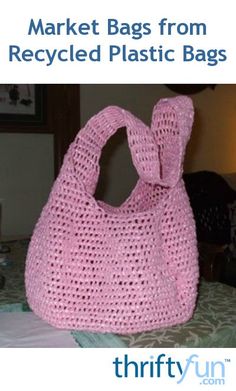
[0,348,235,391]
[0,0,235,82]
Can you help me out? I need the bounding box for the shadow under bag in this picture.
[25,96,199,334]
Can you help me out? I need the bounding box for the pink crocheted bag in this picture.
[25,96,199,334]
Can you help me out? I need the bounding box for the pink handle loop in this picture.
[151,96,194,187]
[71,106,160,193]
[70,97,194,193]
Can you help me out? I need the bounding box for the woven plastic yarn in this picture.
[25,96,199,334]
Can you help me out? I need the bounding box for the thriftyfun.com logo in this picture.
[113,354,227,385]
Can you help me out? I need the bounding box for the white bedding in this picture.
[0,312,78,348]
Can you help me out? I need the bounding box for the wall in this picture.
[184,84,236,173]
[0,133,54,238]
[1,84,236,236]
[80,84,236,205]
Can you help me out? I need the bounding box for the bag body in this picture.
[25,96,199,334]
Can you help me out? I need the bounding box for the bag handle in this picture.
[70,97,194,193]
[151,96,194,187]
[71,106,160,194]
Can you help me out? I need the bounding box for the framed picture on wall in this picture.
[0,84,45,125]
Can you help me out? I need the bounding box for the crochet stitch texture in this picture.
[25,96,199,334]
